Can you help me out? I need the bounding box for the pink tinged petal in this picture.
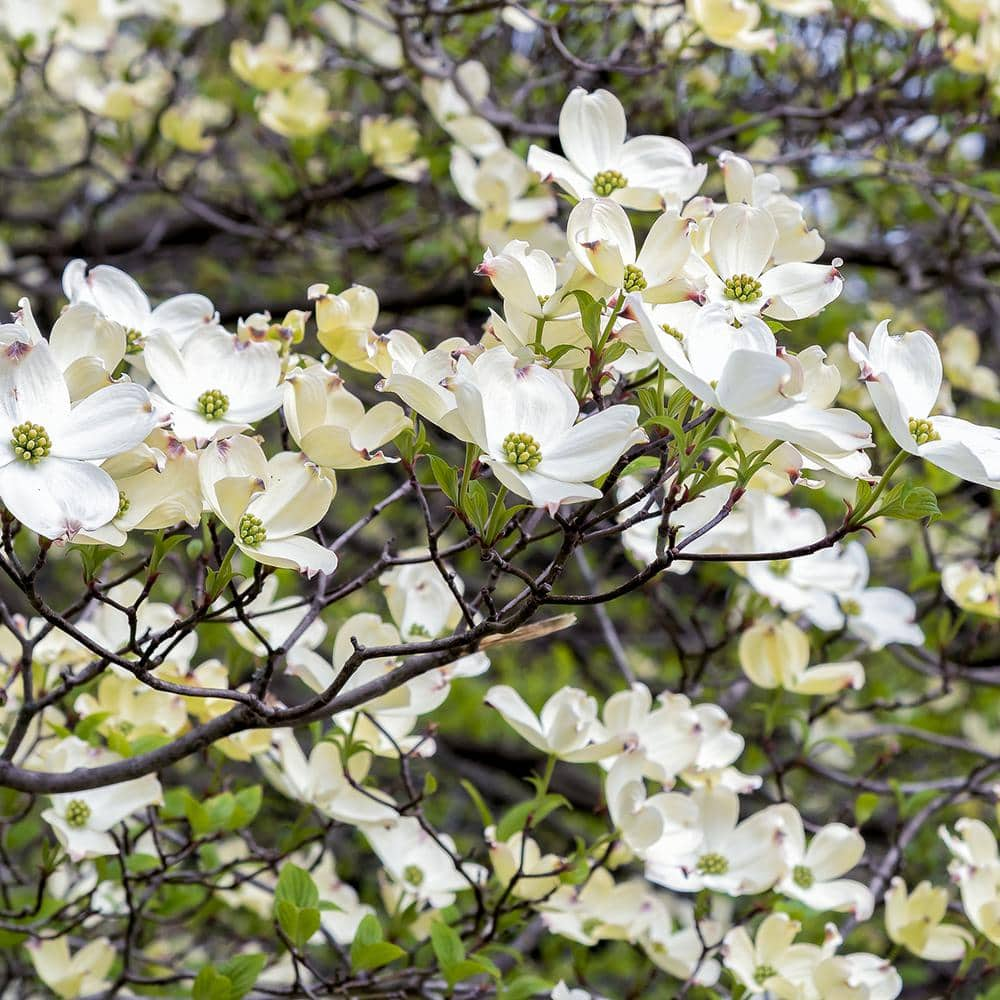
[0,458,119,539]
[788,878,875,919]
[715,350,794,418]
[741,403,874,455]
[540,405,644,483]
[636,210,692,288]
[247,536,338,578]
[148,294,217,346]
[710,203,777,281]
[52,383,156,460]
[0,339,70,428]
[619,135,706,205]
[559,87,627,178]
[248,452,334,537]
[567,197,636,285]
[198,434,269,515]
[81,264,152,328]
[759,261,843,321]
[526,146,590,201]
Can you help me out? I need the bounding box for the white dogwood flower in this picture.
[63,259,218,352]
[283,362,409,470]
[199,435,337,577]
[849,320,1000,489]
[697,203,843,322]
[26,938,116,1000]
[738,619,865,695]
[0,337,157,540]
[485,685,625,761]
[527,88,706,210]
[451,346,646,509]
[776,812,875,918]
[645,786,793,896]
[638,303,873,462]
[42,773,163,860]
[567,198,693,301]
[144,327,283,442]
[885,878,973,961]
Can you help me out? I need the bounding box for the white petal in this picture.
[0,458,119,539]
[559,87,626,178]
[248,535,338,577]
[541,405,644,483]
[149,294,217,346]
[77,264,152,329]
[0,339,70,429]
[869,322,942,423]
[923,417,1000,489]
[760,261,843,320]
[248,452,333,537]
[567,197,635,285]
[53,383,156,460]
[710,203,777,280]
[49,303,126,375]
[636,210,692,288]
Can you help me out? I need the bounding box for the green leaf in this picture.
[496,793,569,841]
[350,940,406,972]
[460,779,495,829]
[192,967,232,1000]
[501,974,553,999]
[275,900,320,949]
[352,913,383,947]
[427,455,459,503]
[276,863,319,908]
[464,479,491,532]
[854,792,879,826]
[74,712,110,743]
[217,954,267,1000]
[431,920,465,970]
[561,289,604,345]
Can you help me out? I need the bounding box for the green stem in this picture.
[532,315,546,353]
[538,754,557,795]
[459,441,477,501]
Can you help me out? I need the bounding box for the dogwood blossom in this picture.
[849,320,1000,489]
[42,773,163,860]
[885,878,973,960]
[145,327,282,442]
[63,259,218,351]
[527,87,706,210]
[451,345,646,508]
[199,435,337,576]
[0,336,157,539]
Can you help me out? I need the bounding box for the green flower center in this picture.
[908,416,940,445]
[754,964,778,984]
[65,798,91,828]
[116,491,130,519]
[769,558,791,577]
[238,513,266,547]
[840,598,862,617]
[502,432,542,472]
[10,421,51,463]
[623,264,647,293]
[660,323,684,342]
[403,864,424,887]
[724,273,763,303]
[197,388,230,420]
[593,169,627,196]
[696,852,729,875]
[125,328,145,355]
[792,864,814,888]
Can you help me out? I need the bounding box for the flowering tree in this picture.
[1,1,999,997]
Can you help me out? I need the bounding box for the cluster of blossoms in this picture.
[0,3,998,997]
